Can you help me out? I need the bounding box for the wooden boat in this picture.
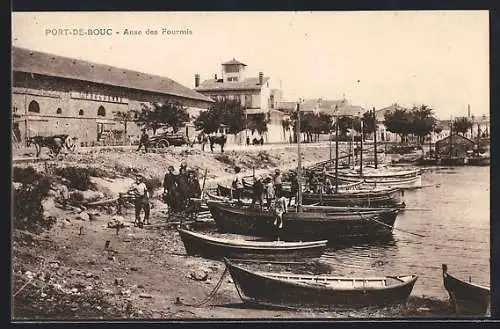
[466,155,490,166]
[336,166,422,189]
[207,200,399,242]
[177,228,327,261]
[301,187,404,208]
[442,264,491,316]
[224,258,418,308]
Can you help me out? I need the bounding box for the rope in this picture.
[354,210,427,238]
[231,272,299,311]
[176,267,229,308]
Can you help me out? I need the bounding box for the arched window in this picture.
[28,100,40,113]
[56,108,62,114]
[97,106,106,117]
[79,109,84,116]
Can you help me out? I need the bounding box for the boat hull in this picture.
[442,264,491,316]
[225,259,418,307]
[301,188,403,208]
[337,173,422,189]
[177,228,327,261]
[207,201,399,242]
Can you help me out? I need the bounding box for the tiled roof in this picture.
[332,104,366,117]
[221,58,247,66]
[195,77,270,92]
[275,101,297,112]
[12,47,213,103]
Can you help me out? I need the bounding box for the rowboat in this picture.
[442,264,491,316]
[301,187,404,208]
[177,228,327,261]
[207,200,399,242]
[224,258,418,308]
[336,166,422,189]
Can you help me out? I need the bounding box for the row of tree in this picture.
[113,99,476,144]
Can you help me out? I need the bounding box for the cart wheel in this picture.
[157,140,170,148]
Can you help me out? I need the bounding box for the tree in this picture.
[136,102,189,135]
[410,105,438,144]
[453,116,473,136]
[383,108,413,143]
[114,110,135,142]
[337,116,361,136]
[361,110,376,137]
[247,113,269,134]
[193,98,245,134]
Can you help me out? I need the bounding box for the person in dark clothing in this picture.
[250,175,265,211]
[163,165,177,212]
[176,167,190,212]
[185,170,202,218]
[137,129,149,153]
[180,161,188,173]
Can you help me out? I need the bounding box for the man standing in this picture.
[250,175,264,211]
[185,170,202,218]
[176,166,190,213]
[273,194,288,230]
[231,166,244,202]
[200,132,208,152]
[273,168,283,198]
[163,165,177,213]
[137,129,149,153]
[264,176,275,209]
[127,174,150,228]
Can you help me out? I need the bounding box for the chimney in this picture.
[467,104,471,118]
[259,72,263,85]
[194,74,200,88]
[214,74,218,80]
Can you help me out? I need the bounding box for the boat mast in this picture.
[296,101,303,211]
[335,116,339,193]
[351,120,355,169]
[449,115,453,158]
[373,107,378,169]
[360,113,363,177]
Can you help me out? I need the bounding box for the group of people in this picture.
[162,161,202,217]
[124,161,202,228]
[232,166,300,230]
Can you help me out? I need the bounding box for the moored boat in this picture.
[224,258,418,308]
[301,187,404,208]
[442,264,491,316]
[207,200,399,242]
[336,166,422,189]
[177,228,327,261]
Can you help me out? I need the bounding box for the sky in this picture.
[12,11,489,119]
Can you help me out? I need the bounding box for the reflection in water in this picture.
[319,166,490,300]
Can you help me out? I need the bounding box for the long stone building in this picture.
[11,47,213,146]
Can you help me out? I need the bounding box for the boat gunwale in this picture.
[177,228,328,250]
[226,259,418,292]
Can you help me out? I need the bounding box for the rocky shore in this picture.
[12,145,456,320]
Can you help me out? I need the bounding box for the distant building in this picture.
[11,47,213,146]
[435,133,475,158]
[194,58,285,144]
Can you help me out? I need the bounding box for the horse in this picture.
[27,134,76,157]
[208,135,227,153]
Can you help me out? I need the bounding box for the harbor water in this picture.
[321,166,490,300]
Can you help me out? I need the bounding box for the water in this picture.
[321,166,490,300]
